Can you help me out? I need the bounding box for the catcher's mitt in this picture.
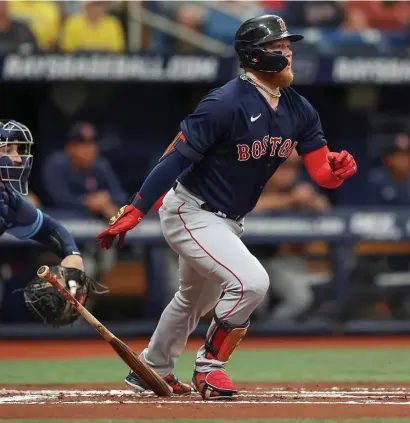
[21,265,108,327]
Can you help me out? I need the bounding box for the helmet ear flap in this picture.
[239,46,288,73]
[249,47,263,64]
[236,46,260,69]
[235,45,249,69]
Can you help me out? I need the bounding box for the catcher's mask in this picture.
[19,266,108,327]
[0,119,33,195]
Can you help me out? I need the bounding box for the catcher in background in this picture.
[0,119,100,326]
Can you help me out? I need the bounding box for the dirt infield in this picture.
[2,383,410,419]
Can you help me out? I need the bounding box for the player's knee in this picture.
[241,265,270,305]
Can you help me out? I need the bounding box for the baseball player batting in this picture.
[96,14,357,400]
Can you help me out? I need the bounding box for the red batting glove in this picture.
[95,205,144,249]
[327,150,357,180]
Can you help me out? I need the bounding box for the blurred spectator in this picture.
[252,151,330,321]
[41,122,127,220]
[344,1,410,31]
[156,1,207,52]
[221,1,265,20]
[285,1,345,29]
[0,0,37,54]
[61,1,125,53]
[255,151,330,211]
[259,0,287,13]
[9,0,60,50]
[366,133,410,206]
[365,133,410,311]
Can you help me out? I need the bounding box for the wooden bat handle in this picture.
[37,266,114,342]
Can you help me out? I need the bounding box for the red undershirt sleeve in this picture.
[301,145,343,189]
[151,194,166,211]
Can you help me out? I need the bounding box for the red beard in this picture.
[267,68,294,88]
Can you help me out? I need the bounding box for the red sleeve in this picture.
[151,193,165,211]
[301,145,342,189]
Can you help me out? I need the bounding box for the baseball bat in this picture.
[37,265,172,397]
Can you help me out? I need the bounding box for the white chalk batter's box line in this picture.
[1,389,410,395]
[1,388,410,396]
[1,389,410,399]
[2,388,410,394]
[1,389,410,406]
[1,399,410,406]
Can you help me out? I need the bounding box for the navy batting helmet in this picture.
[234,14,303,73]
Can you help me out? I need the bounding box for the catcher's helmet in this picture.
[0,119,33,195]
[234,14,303,73]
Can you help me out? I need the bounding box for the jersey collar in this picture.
[240,76,285,117]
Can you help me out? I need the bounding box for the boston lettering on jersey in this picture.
[237,137,298,161]
[172,76,326,217]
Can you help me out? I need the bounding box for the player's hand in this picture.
[61,254,84,271]
[327,150,357,180]
[95,205,144,249]
[84,191,111,213]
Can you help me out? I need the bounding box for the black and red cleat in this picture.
[125,370,191,395]
[163,373,192,395]
[192,369,238,400]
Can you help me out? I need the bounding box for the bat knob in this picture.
[37,265,50,278]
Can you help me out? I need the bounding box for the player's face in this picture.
[67,140,98,169]
[263,38,294,88]
[0,143,22,165]
[386,151,410,174]
[85,1,106,21]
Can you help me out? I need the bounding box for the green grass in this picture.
[0,420,408,423]
[1,348,410,384]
